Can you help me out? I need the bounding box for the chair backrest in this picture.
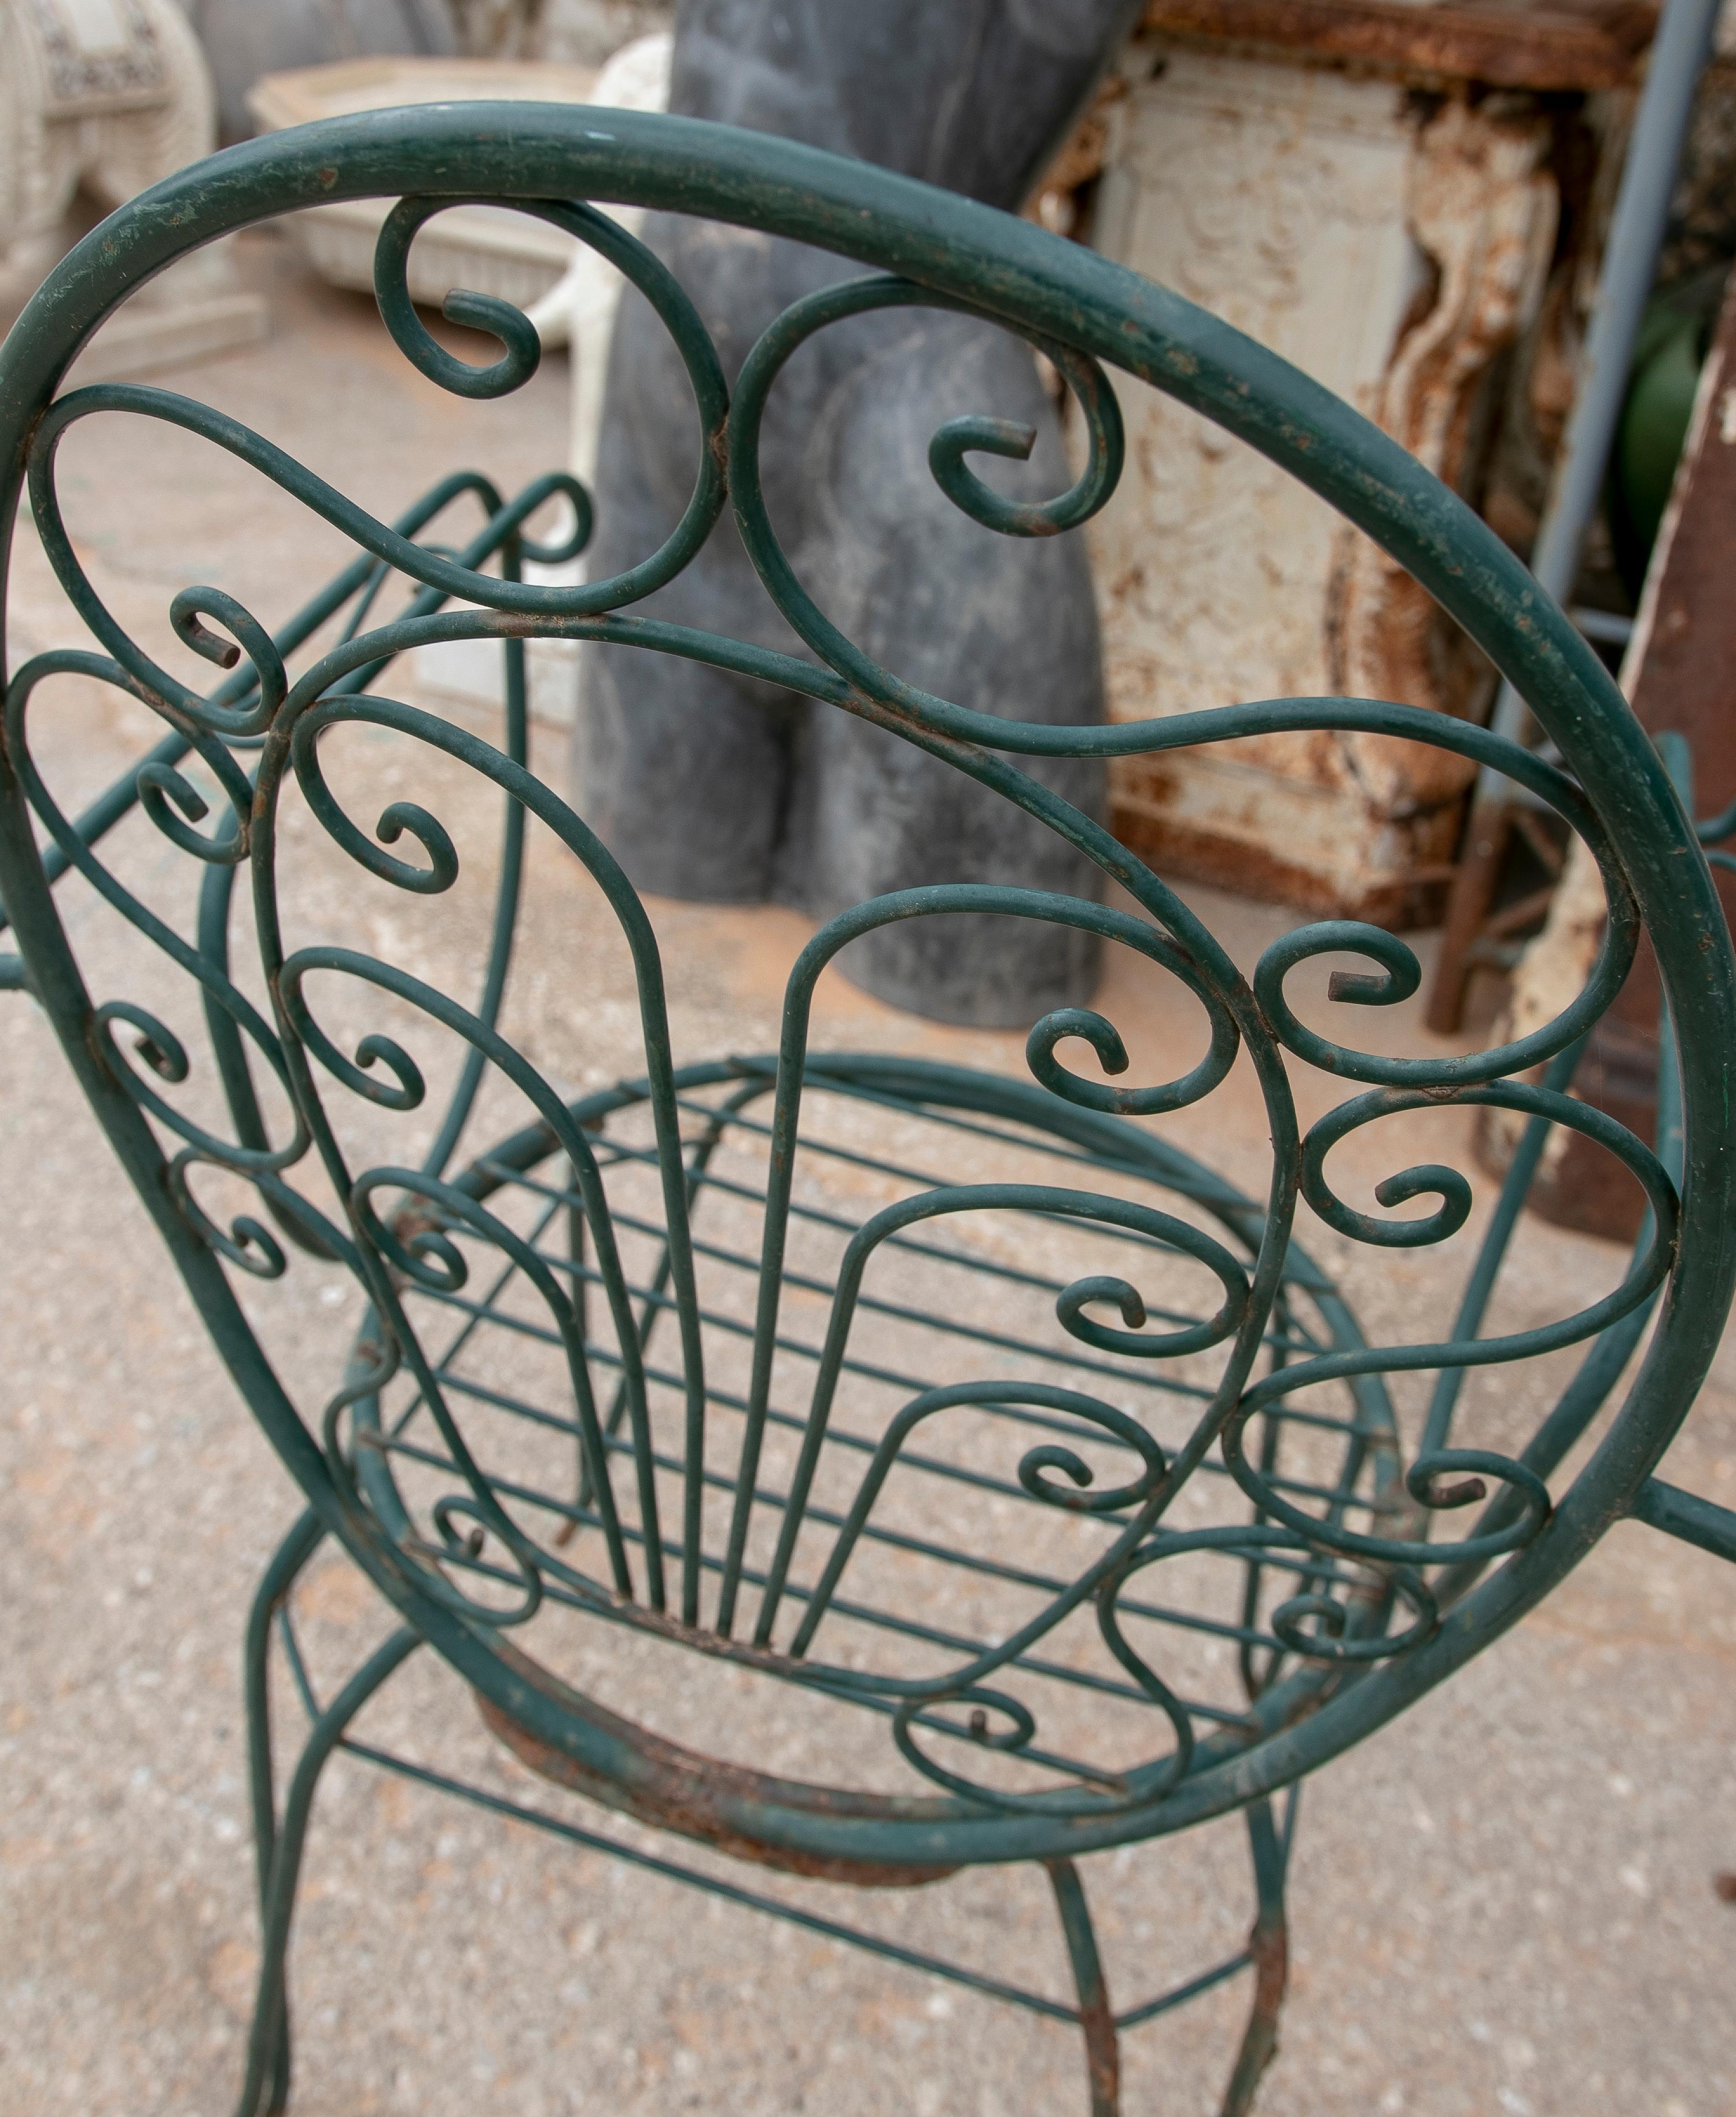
[3,105,1733,1875]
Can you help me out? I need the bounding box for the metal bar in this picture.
[718,1067,1253,1211]
[482,1145,1332,1363]
[243,1510,328,1931]
[668,1089,1262,1271]
[534,1215,1230,1410]
[386,1312,1370,1619]
[334,1739,1084,2022]
[549,1196,1248,1384]
[417,610,528,1184]
[274,1604,322,1728]
[1477,0,1722,786]
[403,1369,1314,1657]
[1219,1796,1288,2117]
[1572,607,1636,646]
[1630,1477,1736,1563]
[1111,1949,1250,2031]
[1427,0,1719,1031]
[408,1270,1372,1513]
[236,1629,422,2117]
[524,1090,1295,1281]
[364,1430,1253,1736]
[1046,1858,1120,2116]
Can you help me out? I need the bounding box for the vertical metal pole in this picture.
[1429,0,1719,1032]
[1219,1797,1289,2117]
[1480,0,1721,769]
[1046,1858,1120,2117]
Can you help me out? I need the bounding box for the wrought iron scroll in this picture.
[0,166,1702,1842]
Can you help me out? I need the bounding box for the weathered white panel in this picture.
[1088,41,1555,921]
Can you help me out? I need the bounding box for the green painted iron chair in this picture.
[4,106,1736,2117]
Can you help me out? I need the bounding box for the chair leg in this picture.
[1046,1857,1120,2117]
[1219,1797,1290,2117]
[242,1513,329,2117]
[236,1600,421,2117]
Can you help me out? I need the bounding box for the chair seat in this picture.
[340,1054,1392,1878]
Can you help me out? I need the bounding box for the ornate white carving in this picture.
[0,0,267,376]
[1325,97,1558,815]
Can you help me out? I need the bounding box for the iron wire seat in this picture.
[3,103,1736,2117]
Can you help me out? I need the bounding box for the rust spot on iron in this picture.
[389,1200,446,1248]
[1078,1985,1120,2116]
[477,1639,962,1889]
[1220,1909,1288,2116]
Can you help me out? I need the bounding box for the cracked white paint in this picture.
[1085,39,1557,920]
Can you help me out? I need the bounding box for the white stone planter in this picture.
[245,56,607,311]
[280,36,678,736]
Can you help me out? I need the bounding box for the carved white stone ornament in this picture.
[0,0,267,376]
